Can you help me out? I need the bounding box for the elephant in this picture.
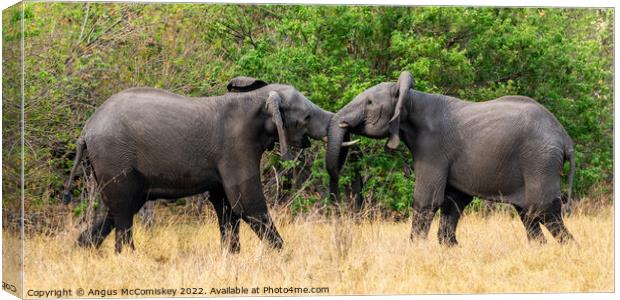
[326,71,576,245]
[62,76,348,253]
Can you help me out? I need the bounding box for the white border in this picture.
[0,1,617,300]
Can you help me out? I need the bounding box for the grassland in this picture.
[18,205,614,296]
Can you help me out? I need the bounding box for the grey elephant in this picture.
[326,71,575,245]
[62,77,348,253]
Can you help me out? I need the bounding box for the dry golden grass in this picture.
[2,230,23,298]
[19,206,613,296]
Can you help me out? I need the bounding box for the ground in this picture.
[15,206,614,296]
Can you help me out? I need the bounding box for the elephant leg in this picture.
[524,164,574,244]
[77,211,115,248]
[438,187,473,246]
[220,162,283,250]
[411,206,437,241]
[241,212,283,250]
[95,169,146,253]
[411,188,443,240]
[209,186,241,253]
[410,166,447,241]
[514,206,546,244]
[113,213,135,253]
[541,198,574,244]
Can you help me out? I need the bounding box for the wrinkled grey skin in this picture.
[62,77,334,253]
[327,71,575,245]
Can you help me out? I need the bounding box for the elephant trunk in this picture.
[307,106,335,140]
[325,115,351,201]
[325,100,366,200]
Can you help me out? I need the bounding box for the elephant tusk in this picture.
[338,123,349,128]
[322,137,328,142]
[341,139,360,147]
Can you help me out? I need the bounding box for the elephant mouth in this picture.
[301,136,311,148]
[289,135,311,149]
[338,121,363,135]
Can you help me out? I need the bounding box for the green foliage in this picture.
[4,3,612,213]
[290,194,320,215]
[2,4,24,208]
[72,198,100,217]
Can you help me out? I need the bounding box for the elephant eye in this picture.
[304,115,311,122]
[367,99,373,105]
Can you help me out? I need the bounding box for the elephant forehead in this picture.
[372,83,395,96]
[284,92,311,109]
[353,83,392,101]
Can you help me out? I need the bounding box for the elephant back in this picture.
[227,76,268,92]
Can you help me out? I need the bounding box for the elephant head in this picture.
[326,71,414,198]
[228,77,341,160]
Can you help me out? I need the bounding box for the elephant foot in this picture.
[409,224,430,242]
[438,234,459,247]
[114,241,135,254]
[226,245,241,254]
[76,231,101,248]
[410,213,434,242]
[437,222,459,246]
[268,235,284,250]
[114,230,135,253]
[221,238,241,254]
[555,231,575,245]
[410,230,430,242]
[541,200,576,245]
[244,214,284,250]
[76,217,114,248]
[526,234,548,244]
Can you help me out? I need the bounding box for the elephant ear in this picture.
[265,91,293,160]
[386,71,414,150]
[227,76,268,92]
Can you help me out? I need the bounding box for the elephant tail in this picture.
[564,146,576,207]
[61,137,87,204]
